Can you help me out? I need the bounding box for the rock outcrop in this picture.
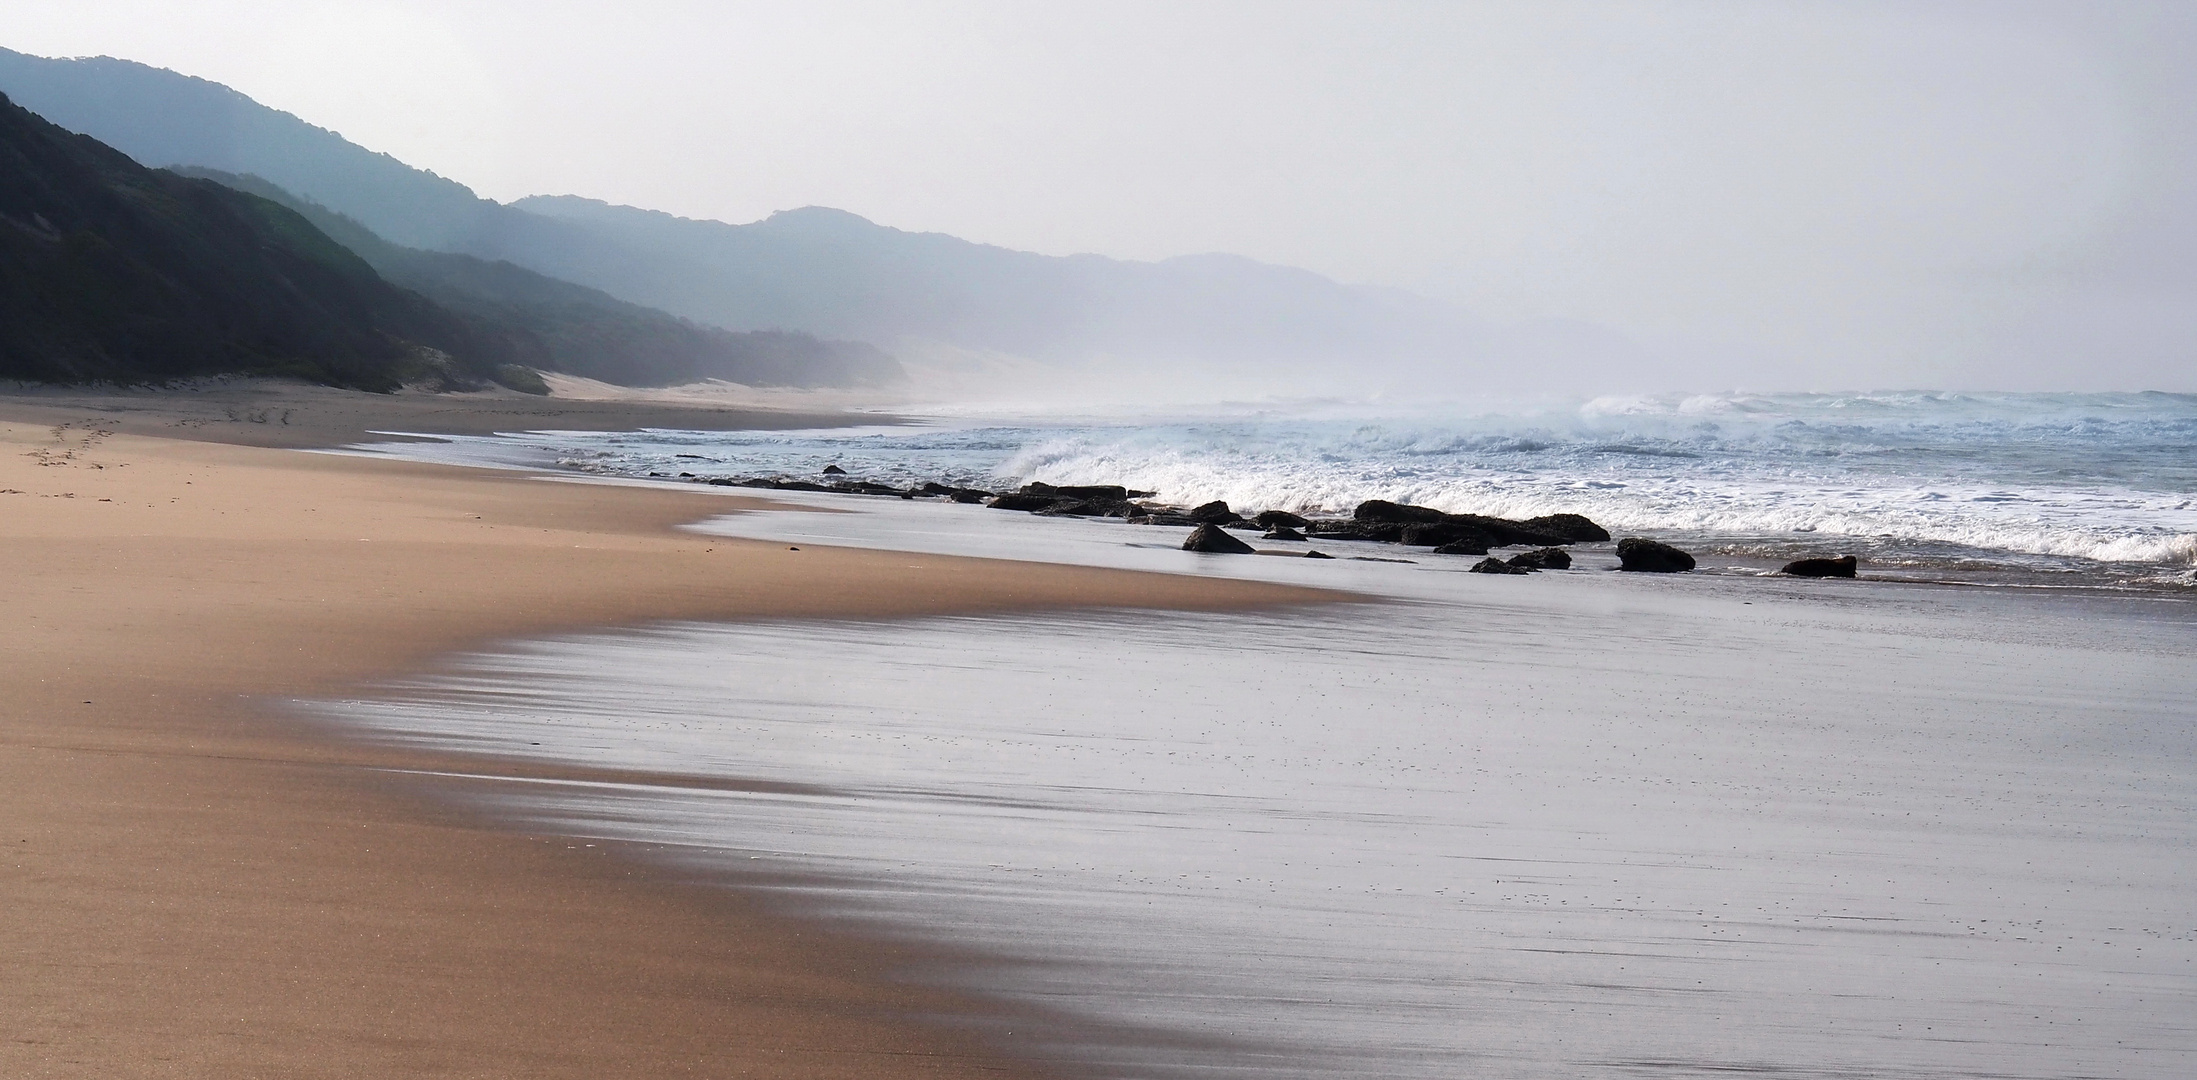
[1616,537,1695,573]
[1507,547,1572,571]
[1782,555,1857,578]
[1182,523,1255,554]
[1470,557,1531,575]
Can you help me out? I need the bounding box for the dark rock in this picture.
[771,480,830,492]
[1254,510,1311,529]
[1470,557,1532,575]
[1354,499,1447,524]
[1443,514,1572,548]
[822,464,848,475]
[1508,547,1572,571]
[1263,526,1306,541]
[1130,512,1201,526]
[704,477,734,486]
[1182,523,1255,554]
[1431,536,1491,556]
[1188,500,1242,525]
[1038,499,1134,518]
[1307,520,1404,542]
[917,482,958,496]
[1304,549,1335,559]
[1021,482,1141,501]
[1782,555,1857,578]
[950,488,992,503]
[838,481,903,497]
[1616,537,1695,573]
[988,493,1063,511]
[1400,522,1496,548]
[1519,514,1611,542]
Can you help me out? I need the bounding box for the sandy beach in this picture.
[0,385,1335,1078]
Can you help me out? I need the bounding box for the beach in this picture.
[0,385,1331,1078]
[5,382,2192,1078]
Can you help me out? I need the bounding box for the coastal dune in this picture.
[0,400,1334,1078]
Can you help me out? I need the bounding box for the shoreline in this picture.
[0,386,1346,1078]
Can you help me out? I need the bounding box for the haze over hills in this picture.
[182,169,901,389]
[0,45,1554,396]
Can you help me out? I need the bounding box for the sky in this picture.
[5,0,2193,390]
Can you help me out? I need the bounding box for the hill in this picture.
[0,47,1486,376]
[181,169,901,388]
[0,90,494,389]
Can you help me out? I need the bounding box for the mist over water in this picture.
[381,389,2197,588]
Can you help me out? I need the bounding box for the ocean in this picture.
[367,389,2197,590]
[316,389,2197,1077]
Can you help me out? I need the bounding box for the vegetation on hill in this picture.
[181,169,902,388]
[0,91,504,390]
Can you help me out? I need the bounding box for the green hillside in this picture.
[0,90,509,390]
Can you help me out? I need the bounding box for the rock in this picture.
[1401,522,1495,548]
[822,464,848,475]
[769,480,829,492]
[1470,557,1532,575]
[1129,512,1201,526]
[988,493,1063,511]
[1254,510,1311,528]
[1303,550,1335,559]
[949,489,989,504]
[1188,500,1242,525]
[1507,547,1572,571]
[1519,513,1610,542]
[1307,520,1404,542]
[1431,536,1491,556]
[1037,499,1133,517]
[1182,523,1255,554]
[916,482,958,496]
[1616,537,1695,573]
[1443,514,1572,548]
[1020,482,1152,501]
[1263,526,1307,541]
[1353,499,1447,524]
[1782,555,1857,578]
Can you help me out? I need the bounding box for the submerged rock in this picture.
[821,464,847,475]
[1616,537,1696,573]
[1182,523,1256,554]
[1508,547,1572,570]
[1263,526,1307,541]
[1470,557,1532,575]
[1783,555,1858,578]
[1254,510,1312,529]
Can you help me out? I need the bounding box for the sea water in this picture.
[362,389,2197,590]
[316,391,2197,1077]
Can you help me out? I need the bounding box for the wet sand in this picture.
[0,386,1337,1078]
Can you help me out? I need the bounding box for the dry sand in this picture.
[0,386,1336,1078]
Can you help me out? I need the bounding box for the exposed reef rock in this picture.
[1507,547,1572,571]
[1782,555,1858,578]
[1470,557,1532,575]
[1616,538,1696,573]
[1182,523,1255,554]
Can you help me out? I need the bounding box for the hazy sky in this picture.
[6,1,2193,389]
